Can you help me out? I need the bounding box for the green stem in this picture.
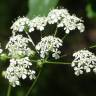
[25,68,42,96]
[31,60,71,64]
[31,59,71,65]
[89,45,96,49]
[60,54,67,58]
[25,32,35,47]
[7,85,11,96]
[40,31,43,39]
[62,34,67,40]
[54,28,58,36]
[45,61,71,64]
[31,59,38,63]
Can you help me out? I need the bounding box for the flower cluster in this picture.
[29,16,48,32]
[4,34,36,87]
[11,16,48,33]
[11,8,84,34]
[4,57,35,87]
[72,50,96,76]
[47,9,69,24]
[47,9,85,34]
[11,17,30,33]
[6,35,33,58]
[36,36,63,59]
[2,8,86,88]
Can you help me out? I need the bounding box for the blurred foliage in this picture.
[27,0,59,19]
[86,0,96,20]
[86,3,96,19]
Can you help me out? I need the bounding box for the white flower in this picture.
[59,15,85,34]
[36,36,63,59]
[6,35,33,58]
[72,50,96,76]
[58,15,85,34]
[77,23,85,32]
[4,57,35,87]
[74,67,83,76]
[52,49,61,59]
[0,43,3,54]
[47,8,85,34]
[11,17,30,33]
[47,9,69,24]
[28,70,36,80]
[29,16,47,32]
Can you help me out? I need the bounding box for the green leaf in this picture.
[86,4,96,19]
[27,0,59,19]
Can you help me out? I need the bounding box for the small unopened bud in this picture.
[37,59,44,67]
[30,50,36,57]
[2,71,6,77]
[0,53,9,61]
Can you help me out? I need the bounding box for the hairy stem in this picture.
[25,68,42,96]
[7,85,11,96]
